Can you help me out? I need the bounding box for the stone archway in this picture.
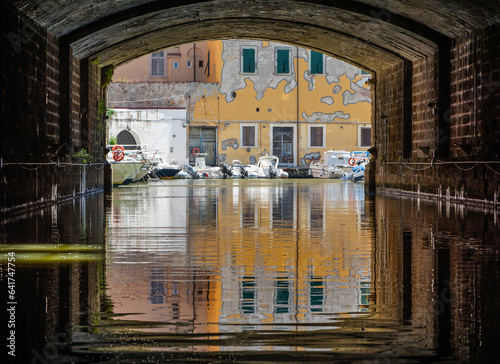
[2,0,500,212]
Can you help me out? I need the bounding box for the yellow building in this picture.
[109,40,372,167]
[191,40,372,167]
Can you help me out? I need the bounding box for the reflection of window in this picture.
[150,281,164,304]
[275,278,290,314]
[173,62,179,69]
[310,51,324,74]
[151,51,165,76]
[275,48,291,74]
[241,124,257,147]
[309,278,324,312]
[241,276,255,314]
[309,125,325,148]
[241,47,256,73]
[359,126,372,147]
[187,60,192,68]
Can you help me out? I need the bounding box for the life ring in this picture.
[348,157,356,166]
[192,147,200,156]
[112,145,125,162]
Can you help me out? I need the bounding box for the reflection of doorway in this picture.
[116,130,140,150]
[272,127,294,165]
[188,127,217,165]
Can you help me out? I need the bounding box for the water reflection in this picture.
[1,180,499,362]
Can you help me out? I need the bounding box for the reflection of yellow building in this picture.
[192,40,371,166]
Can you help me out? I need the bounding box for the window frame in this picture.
[309,50,325,75]
[240,46,258,74]
[274,47,292,75]
[150,51,166,77]
[308,124,326,148]
[358,125,372,147]
[240,123,258,148]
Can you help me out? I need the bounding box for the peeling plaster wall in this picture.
[196,40,372,166]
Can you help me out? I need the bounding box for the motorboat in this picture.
[149,156,181,179]
[194,155,222,179]
[229,160,259,179]
[246,156,289,178]
[107,145,152,186]
[309,150,353,178]
[343,161,367,182]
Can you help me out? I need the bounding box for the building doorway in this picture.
[272,127,294,165]
[188,126,217,165]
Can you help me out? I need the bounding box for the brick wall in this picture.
[0,3,105,214]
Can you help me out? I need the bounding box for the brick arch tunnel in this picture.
[2,0,500,213]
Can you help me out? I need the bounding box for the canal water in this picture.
[1,179,499,363]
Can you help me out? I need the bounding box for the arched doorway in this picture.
[116,130,140,150]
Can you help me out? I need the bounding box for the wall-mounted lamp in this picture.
[224,123,230,127]
[182,122,188,127]
[417,146,431,156]
[173,135,176,138]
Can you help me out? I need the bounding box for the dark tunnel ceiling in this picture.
[9,0,500,71]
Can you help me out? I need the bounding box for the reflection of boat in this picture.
[309,150,352,178]
[247,156,289,178]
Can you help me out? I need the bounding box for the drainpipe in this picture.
[193,43,196,82]
[296,47,300,167]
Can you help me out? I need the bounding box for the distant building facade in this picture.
[108,40,372,166]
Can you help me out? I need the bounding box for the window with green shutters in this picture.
[310,51,324,74]
[242,48,256,73]
[276,48,290,74]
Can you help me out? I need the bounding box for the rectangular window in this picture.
[173,62,179,69]
[198,60,203,68]
[359,126,372,147]
[241,124,257,147]
[151,51,165,76]
[308,125,325,148]
[310,51,324,74]
[241,47,256,73]
[187,60,192,68]
[276,48,290,74]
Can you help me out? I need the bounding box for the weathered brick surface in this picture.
[374,24,500,203]
[0,3,105,214]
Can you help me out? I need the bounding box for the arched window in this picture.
[116,130,139,150]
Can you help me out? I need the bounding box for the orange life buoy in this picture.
[192,147,200,156]
[112,145,125,162]
[348,157,356,166]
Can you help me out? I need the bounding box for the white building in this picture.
[108,107,188,165]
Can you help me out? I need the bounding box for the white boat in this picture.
[109,158,147,186]
[246,156,289,178]
[107,145,154,186]
[149,156,181,179]
[309,150,353,178]
[226,160,259,179]
[194,155,222,179]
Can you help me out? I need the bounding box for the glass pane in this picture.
[361,127,371,147]
[242,48,255,73]
[276,49,289,74]
[311,51,323,74]
[310,127,323,147]
[242,126,255,146]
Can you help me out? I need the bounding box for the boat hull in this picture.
[110,161,146,186]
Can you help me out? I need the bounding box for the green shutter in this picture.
[311,51,323,74]
[242,48,255,73]
[277,49,290,74]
